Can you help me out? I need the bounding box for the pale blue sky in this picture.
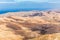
[15,0,48,2]
[48,0,60,3]
[0,0,60,3]
[15,0,60,3]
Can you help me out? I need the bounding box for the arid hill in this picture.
[0,10,60,40]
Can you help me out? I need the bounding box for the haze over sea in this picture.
[0,0,60,14]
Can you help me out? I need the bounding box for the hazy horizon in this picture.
[0,0,60,14]
[0,0,60,3]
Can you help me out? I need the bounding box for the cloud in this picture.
[14,0,48,2]
[15,0,60,3]
[48,0,60,3]
[0,0,60,3]
[0,0,14,2]
[0,2,16,3]
[0,0,16,3]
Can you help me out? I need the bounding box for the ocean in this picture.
[0,8,52,14]
[0,2,59,14]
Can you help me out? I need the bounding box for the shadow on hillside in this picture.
[6,22,60,40]
[6,22,60,35]
[29,24,60,35]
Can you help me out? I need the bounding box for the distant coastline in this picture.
[0,1,59,14]
[0,8,52,14]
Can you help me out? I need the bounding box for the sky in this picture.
[0,0,60,3]
[48,0,60,3]
[15,0,48,2]
[0,0,14,2]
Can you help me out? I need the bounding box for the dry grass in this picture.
[0,11,60,40]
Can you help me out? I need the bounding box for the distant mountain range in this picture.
[0,1,60,14]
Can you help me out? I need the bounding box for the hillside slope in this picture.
[0,15,60,40]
